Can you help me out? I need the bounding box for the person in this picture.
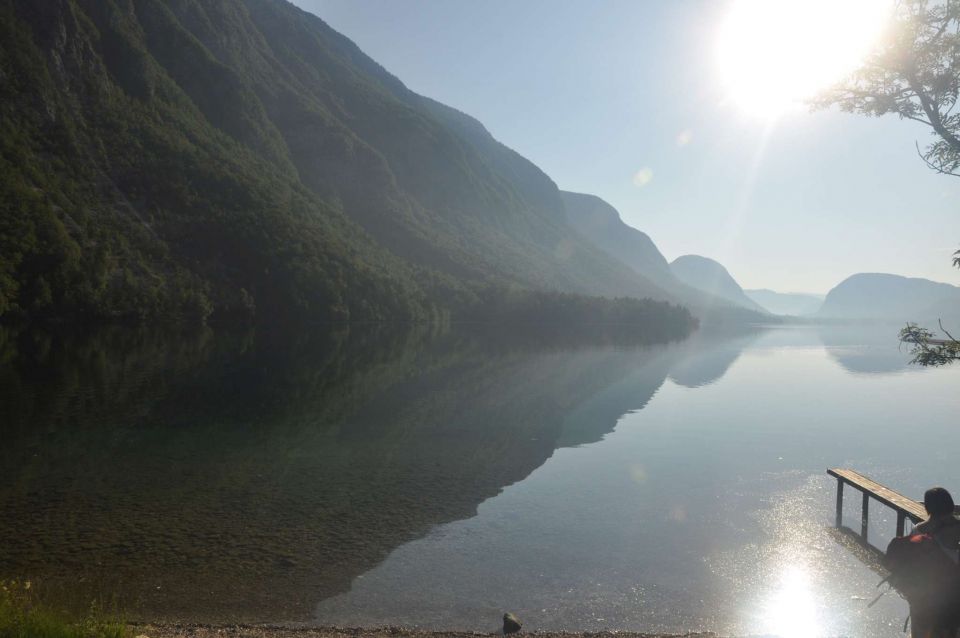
[909,487,960,638]
[915,488,960,541]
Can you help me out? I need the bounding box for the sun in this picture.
[716,0,892,118]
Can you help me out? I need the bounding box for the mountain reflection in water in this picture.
[1,324,958,637]
[818,324,922,376]
[0,324,688,622]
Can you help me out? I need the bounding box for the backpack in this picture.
[884,533,960,606]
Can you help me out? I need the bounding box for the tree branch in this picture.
[915,140,960,175]
[938,318,960,344]
[908,71,960,152]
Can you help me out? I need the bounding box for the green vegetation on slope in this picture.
[0,0,683,330]
[0,0,441,324]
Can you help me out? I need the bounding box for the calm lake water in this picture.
[2,323,959,637]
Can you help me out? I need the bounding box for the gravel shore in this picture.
[134,625,720,638]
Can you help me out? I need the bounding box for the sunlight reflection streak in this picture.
[758,563,821,638]
[719,119,776,268]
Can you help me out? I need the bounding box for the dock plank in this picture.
[827,468,927,524]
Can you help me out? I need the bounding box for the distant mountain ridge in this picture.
[745,289,824,316]
[669,255,768,314]
[817,273,960,322]
[560,193,772,323]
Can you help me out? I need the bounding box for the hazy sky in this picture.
[294,0,960,294]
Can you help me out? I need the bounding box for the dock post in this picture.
[861,491,869,541]
[835,480,844,527]
[897,511,906,537]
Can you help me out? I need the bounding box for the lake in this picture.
[1,323,958,637]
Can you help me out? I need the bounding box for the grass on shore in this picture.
[0,581,128,638]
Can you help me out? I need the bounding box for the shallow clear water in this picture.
[2,323,958,637]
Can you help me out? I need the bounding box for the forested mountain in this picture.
[669,255,768,314]
[817,273,960,322]
[0,0,683,328]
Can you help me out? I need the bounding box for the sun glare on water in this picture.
[717,0,892,118]
[758,564,822,638]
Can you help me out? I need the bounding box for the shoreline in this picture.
[134,624,720,638]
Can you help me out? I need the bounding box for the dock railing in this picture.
[827,468,927,543]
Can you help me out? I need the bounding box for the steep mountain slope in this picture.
[0,0,430,323]
[817,273,960,322]
[234,0,670,299]
[669,255,768,313]
[0,0,674,325]
[745,289,824,316]
[560,191,674,287]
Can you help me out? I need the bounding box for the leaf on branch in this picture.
[899,322,960,366]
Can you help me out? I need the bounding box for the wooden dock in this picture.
[827,468,927,542]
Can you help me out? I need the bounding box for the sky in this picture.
[293,0,960,294]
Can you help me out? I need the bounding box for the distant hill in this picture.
[0,0,678,326]
[745,289,824,316]
[817,273,960,322]
[560,194,772,324]
[669,256,768,314]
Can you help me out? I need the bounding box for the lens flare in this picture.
[717,0,892,118]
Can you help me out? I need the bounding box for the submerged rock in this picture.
[502,612,522,634]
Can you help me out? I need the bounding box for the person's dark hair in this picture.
[924,487,955,517]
